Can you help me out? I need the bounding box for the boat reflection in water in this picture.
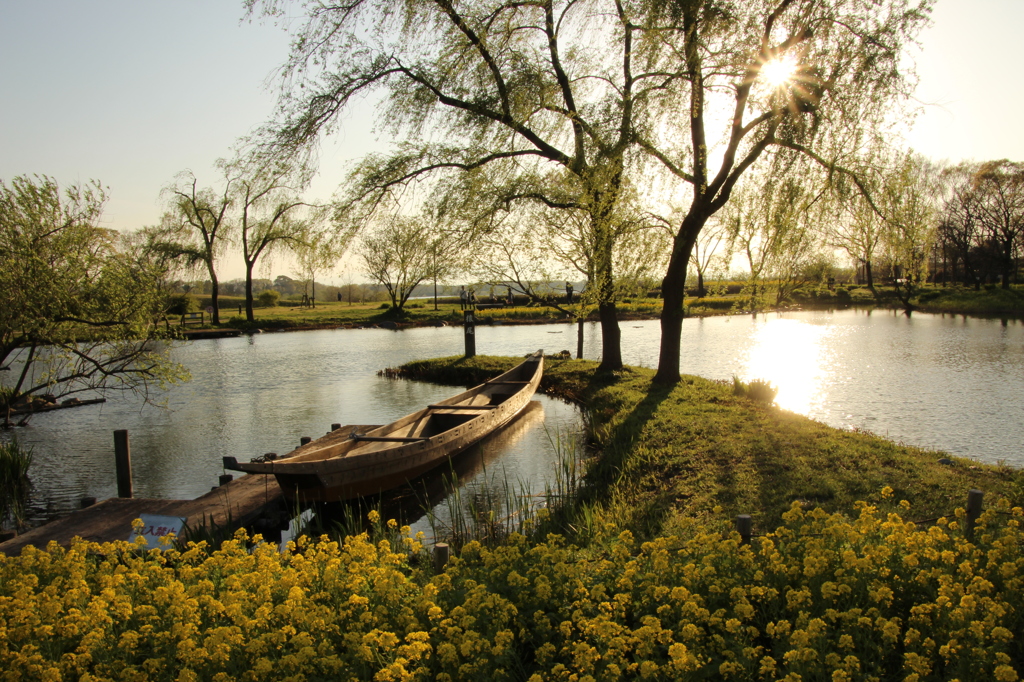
[295,400,556,542]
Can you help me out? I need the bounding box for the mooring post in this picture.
[300,436,312,446]
[331,423,341,431]
[463,310,476,358]
[576,318,584,359]
[965,489,984,542]
[433,542,451,573]
[219,474,233,486]
[113,429,133,499]
[735,515,753,546]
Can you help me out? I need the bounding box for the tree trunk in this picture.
[697,269,705,298]
[596,302,622,371]
[655,298,684,385]
[865,259,874,290]
[654,228,697,385]
[245,262,256,323]
[208,263,220,325]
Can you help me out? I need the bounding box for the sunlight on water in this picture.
[740,317,833,413]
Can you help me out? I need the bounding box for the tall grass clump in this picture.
[0,437,33,531]
[422,427,590,550]
[732,375,779,403]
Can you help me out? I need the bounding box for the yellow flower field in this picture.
[1,500,1021,681]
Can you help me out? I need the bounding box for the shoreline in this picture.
[182,298,1024,337]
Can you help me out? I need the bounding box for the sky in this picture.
[2,0,1022,281]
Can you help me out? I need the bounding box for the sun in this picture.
[761,55,798,88]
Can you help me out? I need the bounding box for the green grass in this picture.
[176,284,1024,333]
[914,284,1024,316]
[401,355,1021,541]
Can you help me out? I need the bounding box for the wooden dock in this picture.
[0,425,378,557]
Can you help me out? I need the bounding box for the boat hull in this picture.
[229,352,544,503]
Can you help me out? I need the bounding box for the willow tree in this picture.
[475,196,667,356]
[359,215,452,311]
[247,0,685,371]
[1,175,187,427]
[234,163,319,323]
[879,151,940,311]
[161,169,235,324]
[643,0,932,383]
[723,170,822,310]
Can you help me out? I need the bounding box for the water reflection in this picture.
[741,318,834,413]
[369,401,551,537]
[6,329,580,524]
[4,308,1023,527]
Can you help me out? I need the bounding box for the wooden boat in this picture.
[223,351,544,502]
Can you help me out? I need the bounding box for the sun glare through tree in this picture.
[760,55,798,88]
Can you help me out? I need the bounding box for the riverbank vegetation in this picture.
[0,175,188,428]
[166,282,1024,334]
[3,357,1022,680]
[398,356,1021,535]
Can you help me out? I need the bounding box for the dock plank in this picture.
[0,473,280,556]
[0,425,379,557]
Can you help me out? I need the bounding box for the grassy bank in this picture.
[2,357,1023,680]
[400,355,1022,536]
[184,284,1024,334]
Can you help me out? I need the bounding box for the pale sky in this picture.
[2,0,1021,281]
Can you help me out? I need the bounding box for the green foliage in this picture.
[0,175,188,424]
[914,285,1024,316]
[165,293,200,316]
[256,289,281,308]
[0,387,13,411]
[732,376,779,404]
[0,437,33,530]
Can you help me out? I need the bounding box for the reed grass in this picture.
[418,424,589,554]
[0,437,33,530]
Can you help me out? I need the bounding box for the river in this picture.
[5,308,1023,527]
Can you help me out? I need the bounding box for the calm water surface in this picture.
[6,308,1023,525]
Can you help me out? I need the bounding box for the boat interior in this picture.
[246,352,542,465]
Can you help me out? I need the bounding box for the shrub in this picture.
[257,289,281,307]
[732,376,778,403]
[165,293,200,315]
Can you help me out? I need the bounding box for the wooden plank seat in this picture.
[428,404,499,410]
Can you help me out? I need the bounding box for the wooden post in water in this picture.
[576,318,584,359]
[114,430,133,499]
[300,436,312,446]
[433,542,450,573]
[735,515,752,545]
[965,489,984,542]
[331,423,341,431]
[463,310,476,358]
